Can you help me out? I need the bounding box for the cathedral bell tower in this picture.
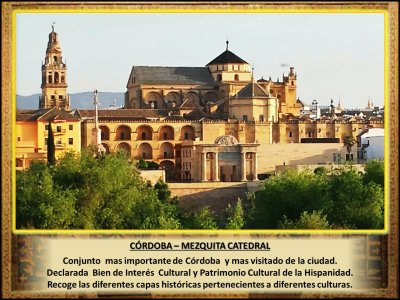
[39,25,70,110]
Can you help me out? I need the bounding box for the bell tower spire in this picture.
[39,25,70,110]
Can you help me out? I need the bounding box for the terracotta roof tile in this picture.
[16,108,79,122]
[234,82,269,98]
[77,109,171,120]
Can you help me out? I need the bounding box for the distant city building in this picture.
[357,128,384,161]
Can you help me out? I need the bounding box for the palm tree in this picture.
[343,135,356,161]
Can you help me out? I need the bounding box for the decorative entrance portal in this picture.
[180,135,259,182]
[220,165,239,182]
[218,151,241,182]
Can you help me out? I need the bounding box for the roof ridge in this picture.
[206,49,249,66]
[36,107,56,121]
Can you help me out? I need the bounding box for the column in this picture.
[213,152,219,181]
[253,152,259,181]
[201,152,207,181]
[241,151,247,181]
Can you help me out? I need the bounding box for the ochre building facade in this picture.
[16,108,81,170]
[79,39,383,181]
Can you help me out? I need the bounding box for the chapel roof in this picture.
[130,66,215,86]
[206,49,248,66]
[234,82,269,98]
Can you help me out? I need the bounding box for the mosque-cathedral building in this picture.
[16,27,384,181]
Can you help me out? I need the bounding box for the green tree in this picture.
[223,199,244,229]
[248,169,327,229]
[16,161,76,229]
[182,206,217,229]
[137,159,148,169]
[363,159,384,188]
[247,166,383,230]
[47,121,55,166]
[278,210,331,229]
[324,167,384,229]
[147,161,160,170]
[154,179,171,202]
[17,150,181,229]
[313,166,327,175]
[137,159,159,170]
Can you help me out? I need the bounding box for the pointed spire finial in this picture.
[52,22,55,32]
[251,67,255,97]
[226,38,229,51]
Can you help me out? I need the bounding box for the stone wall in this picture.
[275,164,366,174]
[257,143,353,173]
[140,169,165,185]
[168,181,261,214]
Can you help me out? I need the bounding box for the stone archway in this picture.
[117,142,131,157]
[165,92,181,108]
[99,125,110,141]
[203,92,218,103]
[101,143,110,154]
[144,92,163,109]
[116,125,131,141]
[180,125,195,141]
[137,142,153,159]
[160,160,175,181]
[137,125,153,141]
[159,142,174,159]
[185,92,200,105]
[159,125,174,141]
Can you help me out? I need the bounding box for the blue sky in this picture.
[16,12,384,109]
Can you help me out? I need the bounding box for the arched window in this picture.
[160,160,175,180]
[53,56,57,63]
[117,142,131,157]
[217,74,222,82]
[137,125,153,141]
[159,126,174,140]
[180,125,195,141]
[137,143,152,159]
[116,125,131,140]
[101,143,110,154]
[99,126,110,140]
[159,142,174,159]
[234,74,239,81]
[48,75,52,84]
[54,72,59,83]
[144,92,162,109]
[61,76,65,83]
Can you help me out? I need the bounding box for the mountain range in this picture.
[16,92,125,110]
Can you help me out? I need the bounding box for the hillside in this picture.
[16,92,125,110]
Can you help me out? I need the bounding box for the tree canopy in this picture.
[17,150,180,229]
[17,151,384,230]
[247,165,384,230]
